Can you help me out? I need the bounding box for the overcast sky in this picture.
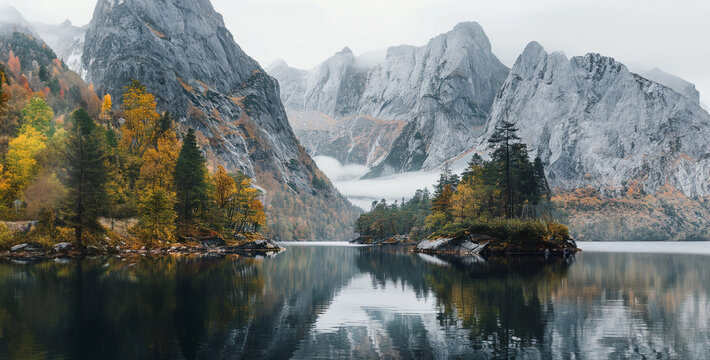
[3,0,710,104]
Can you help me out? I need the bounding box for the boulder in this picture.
[10,243,43,252]
[53,242,73,252]
[10,243,28,252]
[415,234,491,255]
[225,239,285,253]
[199,238,226,248]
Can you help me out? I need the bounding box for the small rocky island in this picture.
[352,120,583,260]
[414,230,579,258]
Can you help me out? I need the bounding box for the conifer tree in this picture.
[533,157,551,202]
[174,128,208,227]
[488,120,521,218]
[65,109,108,246]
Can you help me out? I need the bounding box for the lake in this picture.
[0,242,708,359]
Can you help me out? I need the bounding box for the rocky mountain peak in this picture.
[450,21,491,52]
[272,21,510,176]
[83,0,317,191]
[481,42,710,197]
[81,0,359,240]
[0,4,35,35]
[338,46,354,55]
[266,59,289,71]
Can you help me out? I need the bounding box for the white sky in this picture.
[2,0,710,105]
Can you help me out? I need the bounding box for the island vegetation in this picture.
[354,121,578,256]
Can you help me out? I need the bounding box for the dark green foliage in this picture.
[286,159,300,172]
[64,108,109,246]
[431,218,560,247]
[174,128,208,225]
[488,120,521,218]
[355,126,555,242]
[153,112,173,146]
[47,77,60,95]
[1,32,57,70]
[38,65,49,82]
[311,176,327,191]
[355,188,432,240]
[533,157,551,201]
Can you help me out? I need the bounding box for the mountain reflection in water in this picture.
[0,245,708,359]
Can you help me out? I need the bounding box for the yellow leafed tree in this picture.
[0,165,10,202]
[135,124,180,244]
[121,80,159,155]
[213,165,236,209]
[99,94,113,127]
[4,126,47,203]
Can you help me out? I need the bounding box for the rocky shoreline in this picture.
[0,239,285,262]
[350,235,417,246]
[414,233,580,258]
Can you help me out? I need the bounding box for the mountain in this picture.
[32,20,87,75]
[642,67,700,104]
[272,22,510,176]
[481,41,710,198]
[81,0,359,240]
[0,5,35,35]
[290,114,406,167]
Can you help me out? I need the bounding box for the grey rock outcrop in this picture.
[272,22,510,176]
[290,114,405,167]
[32,20,87,75]
[81,0,324,195]
[642,67,700,104]
[480,42,710,197]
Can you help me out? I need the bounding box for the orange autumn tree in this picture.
[211,166,266,235]
[7,51,20,76]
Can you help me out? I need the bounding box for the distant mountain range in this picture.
[272,22,710,198]
[269,22,510,177]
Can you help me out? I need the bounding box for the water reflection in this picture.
[0,246,707,359]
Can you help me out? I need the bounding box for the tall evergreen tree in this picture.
[488,120,521,218]
[65,109,108,246]
[533,157,551,201]
[174,128,208,227]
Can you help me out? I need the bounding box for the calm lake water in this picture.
[0,242,708,359]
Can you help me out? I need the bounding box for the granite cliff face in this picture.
[272,22,510,175]
[481,42,710,197]
[82,0,318,193]
[291,114,405,167]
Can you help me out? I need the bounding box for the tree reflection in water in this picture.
[0,246,707,359]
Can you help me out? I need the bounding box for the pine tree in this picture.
[65,109,108,247]
[533,157,551,202]
[174,128,208,227]
[488,120,521,218]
